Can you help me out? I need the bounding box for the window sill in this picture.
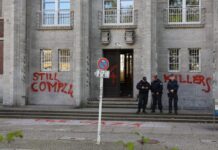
[189,71,201,73]
[100,24,137,30]
[165,23,205,29]
[37,25,73,31]
[168,70,180,73]
[58,70,71,72]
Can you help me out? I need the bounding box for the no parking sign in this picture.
[97,58,110,70]
[95,58,110,78]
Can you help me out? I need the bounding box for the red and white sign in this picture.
[94,69,110,78]
[97,58,110,70]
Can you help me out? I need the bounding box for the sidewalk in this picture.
[0,118,217,150]
[0,140,169,150]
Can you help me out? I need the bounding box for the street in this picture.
[0,119,217,150]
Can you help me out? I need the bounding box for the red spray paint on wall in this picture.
[110,65,118,86]
[31,72,73,97]
[163,74,212,93]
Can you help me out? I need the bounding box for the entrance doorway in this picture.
[103,50,133,98]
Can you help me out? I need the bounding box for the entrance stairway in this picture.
[0,104,217,123]
[87,98,138,108]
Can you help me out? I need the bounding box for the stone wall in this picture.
[0,0,217,110]
[156,0,214,109]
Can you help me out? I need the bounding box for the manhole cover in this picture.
[201,139,217,144]
[137,139,160,144]
[58,137,86,141]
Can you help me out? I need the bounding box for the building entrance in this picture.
[103,50,133,98]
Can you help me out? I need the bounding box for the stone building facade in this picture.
[0,0,217,110]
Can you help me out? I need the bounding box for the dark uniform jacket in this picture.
[167,80,179,94]
[151,79,163,94]
[136,80,150,94]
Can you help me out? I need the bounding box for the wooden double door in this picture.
[103,50,133,98]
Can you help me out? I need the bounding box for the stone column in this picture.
[141,0,152,106]
[80,0,90,105]
[73,0,83,107]
[139,0,152,80]
[213,0,218,105]
[151,0,158,76]
[3,0,27,106]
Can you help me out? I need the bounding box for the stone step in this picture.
[88,101,137,105]
[0,109,217,123]
[0,105,215,123]
[102,98,136,101]
[87,99,138,108]
[0,112,213,119]
[0,107,212,116]
[87,104,137,109]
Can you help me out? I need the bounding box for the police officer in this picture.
[151,75,163,113]
[167,74,179,115]
[136,76,150,114]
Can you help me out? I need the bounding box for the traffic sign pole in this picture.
[96,57,110,145]
[97,75,103,145]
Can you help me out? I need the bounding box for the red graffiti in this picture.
[31,72,73,97]
[80,120,144,128]
[110,65,118,86]
[33,72,60,82]
[109,122,125,126]
[35,119,68,123]
[131,123,142,128]
[202,77,212,93]
[80,120,106,126]
[34,119,146,128]
[163,74,212,93]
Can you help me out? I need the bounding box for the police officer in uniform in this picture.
[151,75,163,113]
[136,76,150,114]
[167,74,179,115]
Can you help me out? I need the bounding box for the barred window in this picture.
[59,49,70,71]
[42,0,71,25]
[0,0,2,17]
[103,0,134,24]
[168,0,201,23]
[0,40,3,74]
[41,49,52,71]
[189,48,200,72]
[168,48,180,72]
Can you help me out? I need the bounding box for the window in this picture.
[0,19,4,37]
[103,0,134,24]
[189,48,200,72]
[58,49,70,71]
[42,0,70,26]
[168,48,180,72]
[41,49,52,71]
[0,0,2,17]
[168,0,200,23]
[0,2,3,75]
[0,40,3,74]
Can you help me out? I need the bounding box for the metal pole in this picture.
[97,73,104,145]
[213,98,215,131]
